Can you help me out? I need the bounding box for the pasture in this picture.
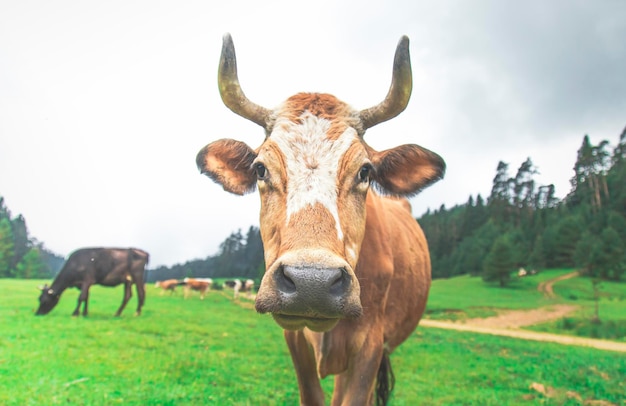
[426,269,626,333]
[1,278,624,405]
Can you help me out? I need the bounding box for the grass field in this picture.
[1,278,625,405]
[425,269,626,337]
[527,273,626,341]
[426,269,572,315]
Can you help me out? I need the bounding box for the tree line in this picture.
[4,127,625,287]
[0,197,64,279]
[419,127,626,285]
[147,226,264,283]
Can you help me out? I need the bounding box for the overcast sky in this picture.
[1,1,625,268]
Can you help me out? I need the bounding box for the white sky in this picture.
[1,1,625,267]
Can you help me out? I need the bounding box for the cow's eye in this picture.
[358,164,372,184]
[255,163,268,181]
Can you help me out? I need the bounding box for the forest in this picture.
[0,198,64,279]
[2,127,624,286]
[421,128,626,285]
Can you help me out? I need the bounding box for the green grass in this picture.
[426,269,626,341]
[1,278,625,405]
[425,269,574,320]
[528,275,626,341]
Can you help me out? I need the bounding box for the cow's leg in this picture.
[284,330,325,406]
[73,283,91,316]
[115,280,132,317]
[330,329,385,406]
[134,280,146,316]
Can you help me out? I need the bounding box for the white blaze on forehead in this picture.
[270,111,358,240]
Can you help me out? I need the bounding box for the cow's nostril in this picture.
[329,268,348,296]
[276,266,297,294]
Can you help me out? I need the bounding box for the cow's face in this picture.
[36,285,59,315]
[196,34,445,332]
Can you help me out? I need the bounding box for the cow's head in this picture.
[197,34,445,332]
[35,284,60,315]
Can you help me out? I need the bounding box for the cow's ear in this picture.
[371,144,445,196]
[196,139,258,195]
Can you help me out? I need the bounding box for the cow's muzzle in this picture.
[256,264,362,332]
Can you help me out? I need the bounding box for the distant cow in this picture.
[155,279,181,295]
[196,34,444,404]
[224,279,254,299]
[182,277,212,299]
[36,247,149,317]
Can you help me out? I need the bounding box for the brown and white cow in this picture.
[196,34,445,405]
[155,279,181,295]
[182,277,212,299]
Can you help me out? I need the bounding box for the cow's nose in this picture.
[280,265,348,295]
[274,265,351,317]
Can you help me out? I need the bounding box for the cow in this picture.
[196,34,445,405]
[182,277,212,299]
[36,247,149,317]
[224,278,255,299]
[155,279,182,295]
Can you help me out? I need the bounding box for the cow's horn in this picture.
[218,33,271,129]
[359,36,412,131]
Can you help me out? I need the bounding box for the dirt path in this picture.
[459,304,579,329]
[420,319,626,352]
[421,271,626,352]
[537,271,580,298]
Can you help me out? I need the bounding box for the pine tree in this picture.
[569,135,611,212]
[489,161,513,224]
[528,235,546,271]
[512,158,538,226]
[607,127,626,216]
[0,218,15,277]
[573,232,598,276]
[553,216,583,267]
[595,227,625,280]
[14,248,45,279]
[482,235,515,287]
[10,215,29,270]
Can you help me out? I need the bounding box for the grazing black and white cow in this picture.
[36,247,149,317]
[224,278,255,299]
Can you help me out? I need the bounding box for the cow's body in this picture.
[224,278,254,298]
[36,247,149,317]
[155,279,181,294]
[182,277,212,299]
[196,34,445,405]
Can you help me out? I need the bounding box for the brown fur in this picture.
[198,95,441,404]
